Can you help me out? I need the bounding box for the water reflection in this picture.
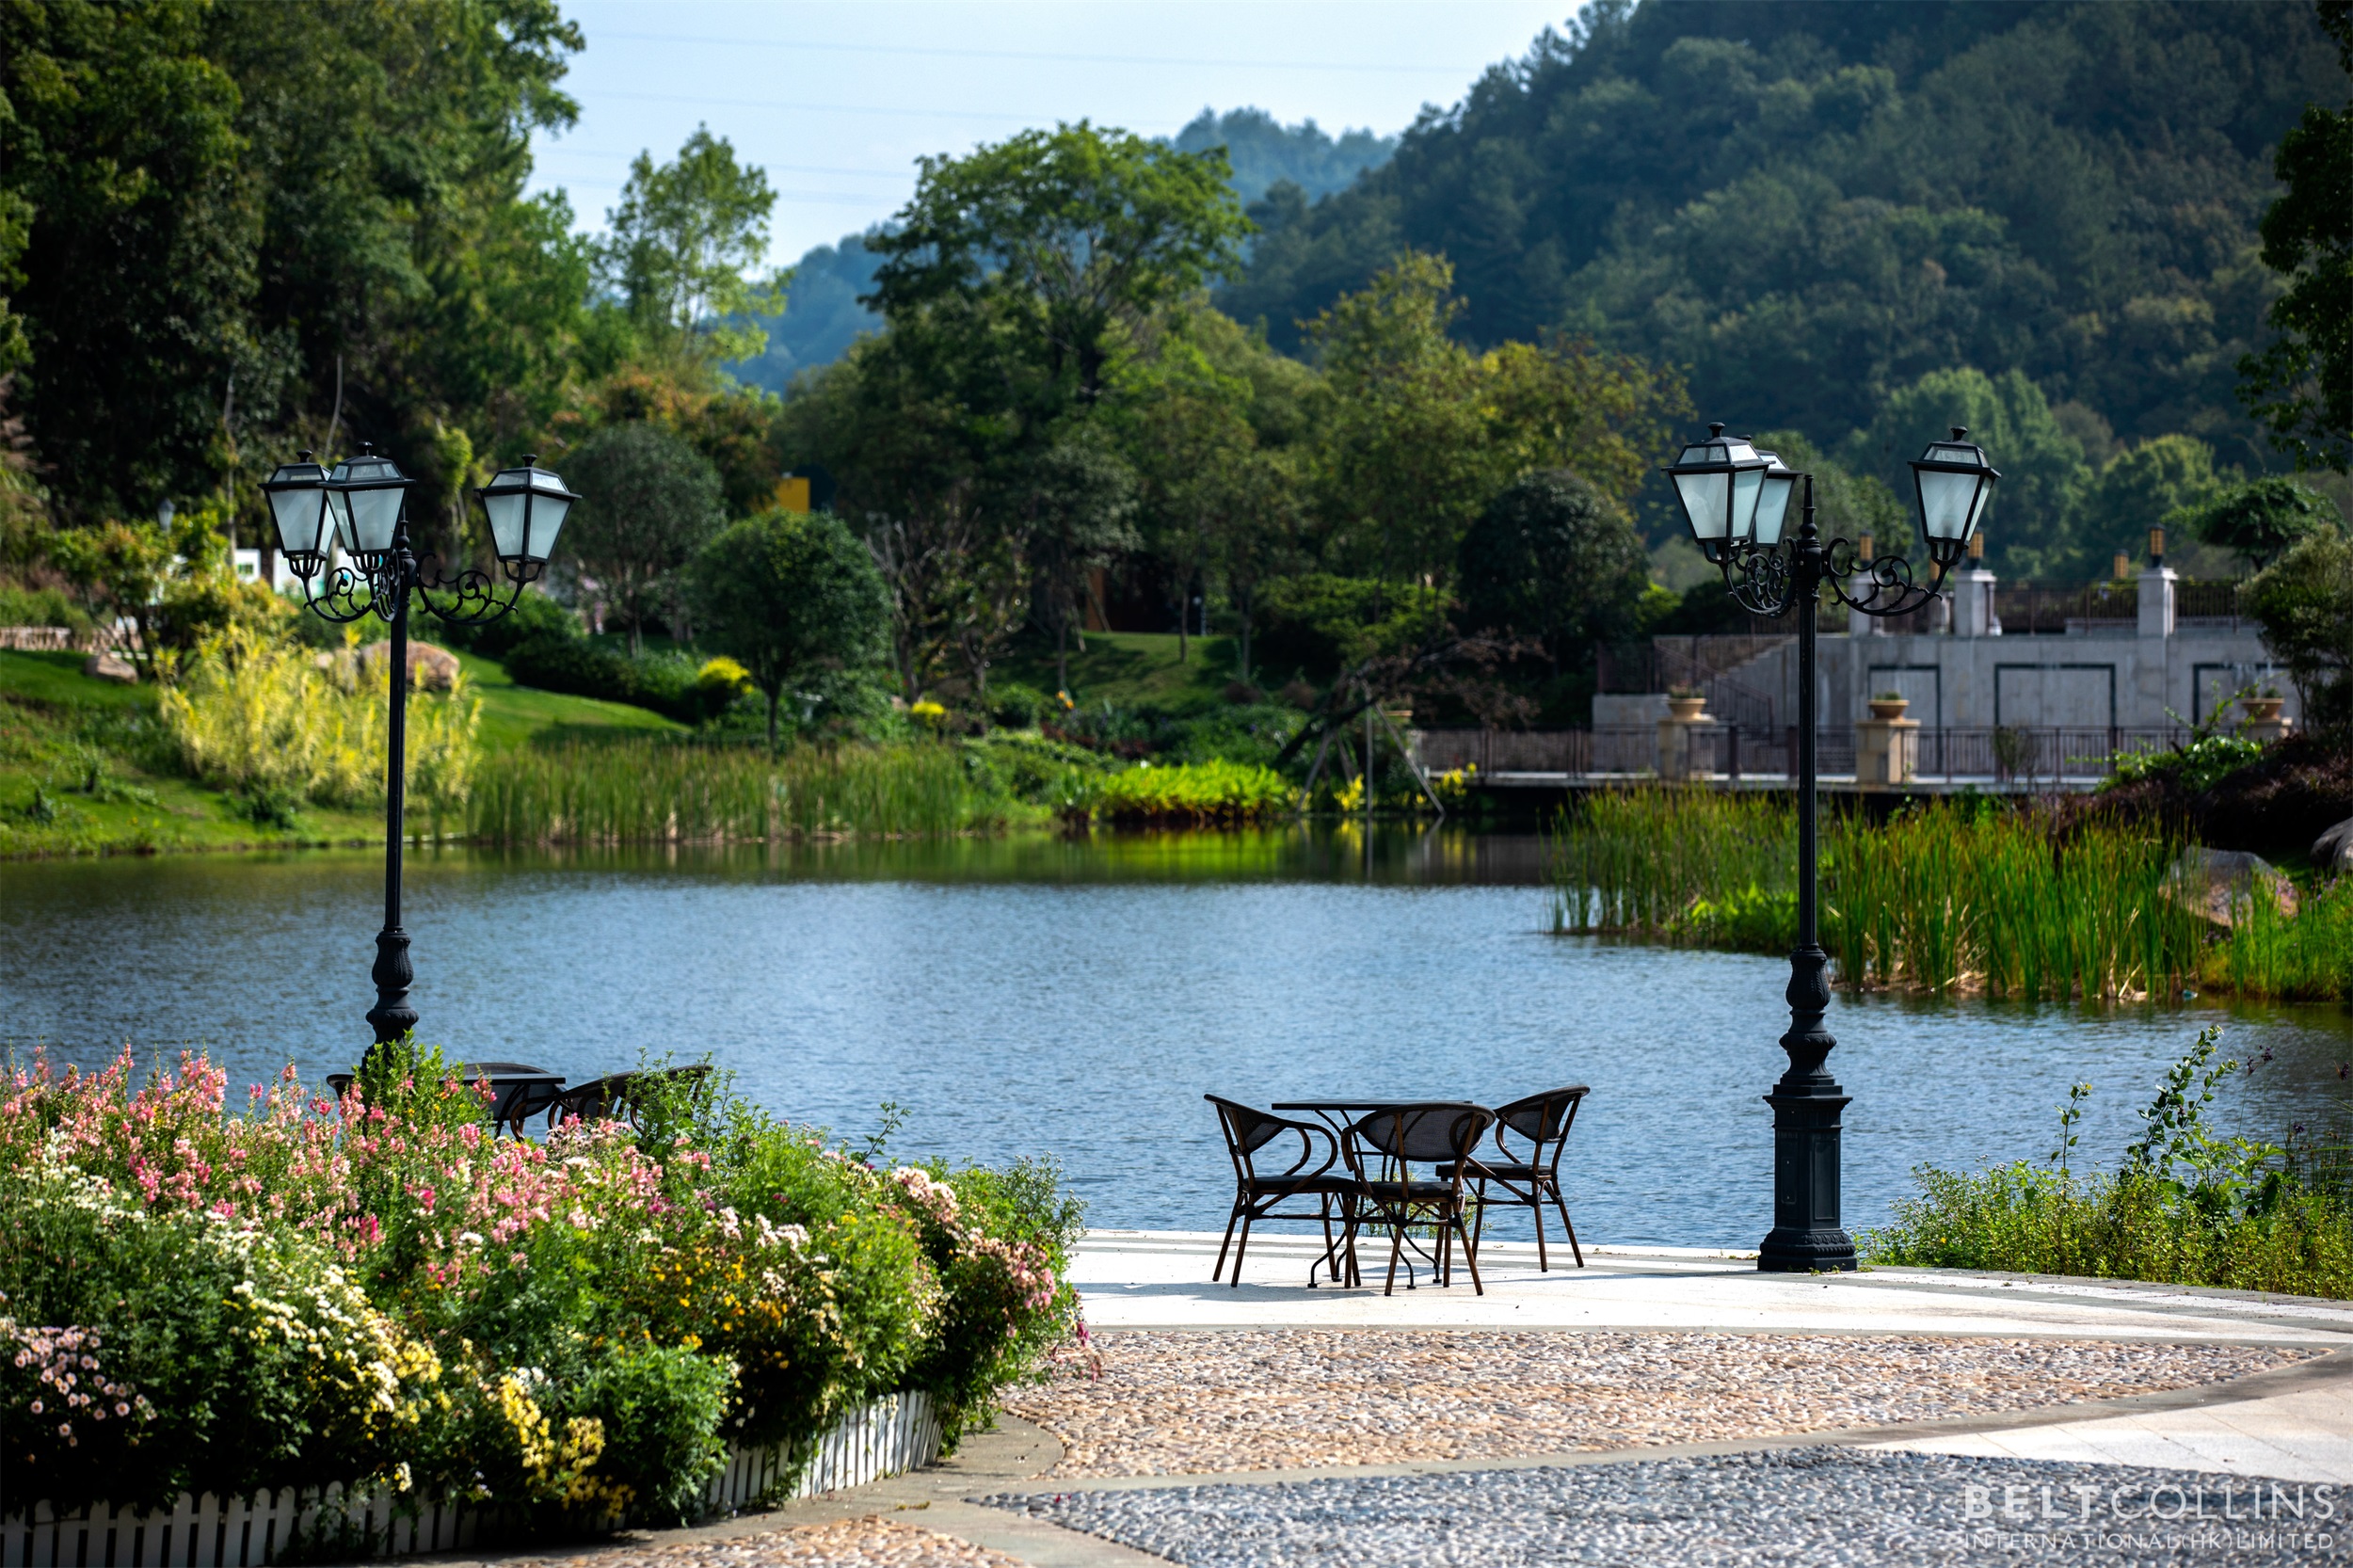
[2,829,2345,1247]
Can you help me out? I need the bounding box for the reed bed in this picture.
[469,739,1009,843]
[1548,789,2262,1001]
[2215,876,2353,1002]
[1079,760,1299,827]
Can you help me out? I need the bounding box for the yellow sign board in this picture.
[773,475,812,514]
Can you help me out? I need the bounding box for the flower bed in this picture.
[0,1043,1081,1538]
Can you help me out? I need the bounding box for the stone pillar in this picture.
[1854,698,1919,789]
[1656,696,1718,779]
[1953,567,2000,637]
[2137,564,2177,639]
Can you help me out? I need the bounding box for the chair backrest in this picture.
[1495,1085,1590,1147]
[1350,1102,1492,1166]
[1205,1094,1289,1170]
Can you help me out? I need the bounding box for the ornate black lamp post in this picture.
[1664,424,1998,1272]
[260,446,578,1053]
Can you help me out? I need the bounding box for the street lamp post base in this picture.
[1759,1084,1858,1272]
[366,926,417,1051]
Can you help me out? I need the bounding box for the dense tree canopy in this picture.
[1221,0,2348,568]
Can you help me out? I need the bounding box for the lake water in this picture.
[4,829,2348,1247]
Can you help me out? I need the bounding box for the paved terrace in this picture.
[448,1232,2353,1568]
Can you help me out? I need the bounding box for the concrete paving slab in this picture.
[1077,1229,2353,1345]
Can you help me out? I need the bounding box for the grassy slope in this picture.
[998,631,1244,712]
[0,648,682,857]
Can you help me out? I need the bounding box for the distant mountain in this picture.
[1169,107,1395,207]
[727,232,885,395]
[1219,0,2343,479]
[726,109,1396,393]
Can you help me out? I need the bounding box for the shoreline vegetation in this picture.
[0,1040,1082,1524]
[1866,1027,2353,1300]
[1548,788,2352,1004]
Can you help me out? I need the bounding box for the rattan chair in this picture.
[1445,1084,1590,1271]
[1206,1096,1363,1288]
[549,1064,716,1131]
[1345,1102,1495,1296]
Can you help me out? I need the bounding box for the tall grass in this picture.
[2216,876,2353,1002]
[469,739,1009,843]
[158,626,478,827]
[1547,787,1795,932]
[1549,788,2243,1001]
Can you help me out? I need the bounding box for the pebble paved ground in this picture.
[1004,1331,2320,1476]
[984,1448,2351,1565]
[520,1518,1024,1568]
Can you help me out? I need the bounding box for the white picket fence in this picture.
[1,1391,942,1567]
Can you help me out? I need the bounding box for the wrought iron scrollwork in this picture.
[1722,544,1798,619]
[296,557,396,624]
[414,554,541,627]
[1824,545,1943,619]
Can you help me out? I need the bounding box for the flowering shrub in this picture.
[0,1043,1082,1526]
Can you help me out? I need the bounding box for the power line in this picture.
[591,29,1484,75]
[595,89,1053,123]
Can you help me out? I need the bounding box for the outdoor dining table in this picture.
[1270,1099,1474,1289]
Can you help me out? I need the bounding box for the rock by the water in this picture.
[2317,815,2353,875]
[82,649,136,684]
[2166,846,2298,925]
[359,639,461,691]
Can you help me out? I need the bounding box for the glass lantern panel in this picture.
[327,487,356,552]
[1753,471,1796,547]
[524,492,573,561]
[1674,470,1731,539]
[485,488,529,558]
[346,486,404,552]
[1730,467,1764,545]
[1964,475,1994,537]
[267,486,328,555]
[1918,469,1978,541]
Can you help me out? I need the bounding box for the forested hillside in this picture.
[1222,0,2345,572]
[728,109,1395,394]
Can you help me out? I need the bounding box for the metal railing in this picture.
[1416,726,2185,782]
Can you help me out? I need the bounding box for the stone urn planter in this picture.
[2244,696,2285,723]
[1866,696,1910,721]
[1666,693,1707,722]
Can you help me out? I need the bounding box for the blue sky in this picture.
[523,1,1578,266]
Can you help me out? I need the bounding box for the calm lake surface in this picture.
[4,828,2348,1247]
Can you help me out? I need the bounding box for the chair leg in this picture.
[1213,1204,1241,1283]
[1384,1216,1404,1296]
[1530,1189,1549,1272]
[1552,1185,1584,1268]
[1471,1180,1488,1256]
[1230,1208,1256,1288]
[1454,1207,1484,1296]
[1315,1199,1340,1288]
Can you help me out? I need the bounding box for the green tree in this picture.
[1846,369,2090,578]
[865,121,1251,407]
[687,509,889,751]
[1012,424,1140,694]
[2172,475,2345,569]
[1457,471,1648,671]
[2239,1,2353,473]
[604,126,782,361]
[2070,436,2226,568]
[2243,529,2353,732]
[559,423,725,655]
[1306,251,1491,584]
[0,0,251,521]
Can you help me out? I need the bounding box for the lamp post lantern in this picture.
[1663,423,1998,1272]
[261,446,578,1056]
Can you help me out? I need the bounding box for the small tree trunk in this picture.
[1055,616,1069,695]
[766,687,781,756]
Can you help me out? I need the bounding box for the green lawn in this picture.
[998,631,1246,712]
[0,646,683,856]
[456,649,684,751]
